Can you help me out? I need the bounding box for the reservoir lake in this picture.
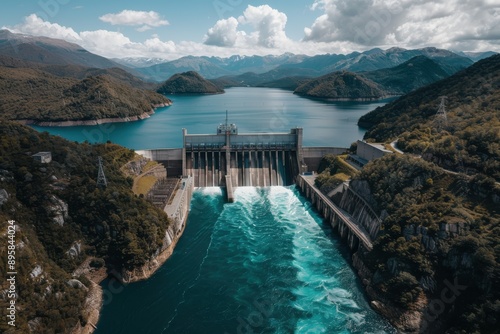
[33,87,393,149]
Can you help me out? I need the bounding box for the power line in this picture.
[435,96,448,131]
[97,156,108,189]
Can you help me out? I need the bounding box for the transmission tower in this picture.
[96,156,108,188]
[435,96,448,131]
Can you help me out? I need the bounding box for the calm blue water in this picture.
[32,87,393,149]
[95,187,394,334]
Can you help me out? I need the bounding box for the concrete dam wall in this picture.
[137,123,347,194]
[185,149,298,187]
[183,125,302,188]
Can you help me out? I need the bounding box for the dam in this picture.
[137,121,345,189]
[183,123,301,188]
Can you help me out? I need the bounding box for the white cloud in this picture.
[204,17,241,47]
[99,10,169,32]
[8,14,82,43]
[204,5,290,49]
[238,5,289,48]
[304,0,500,51]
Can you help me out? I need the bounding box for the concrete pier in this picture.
[225,175,234,203]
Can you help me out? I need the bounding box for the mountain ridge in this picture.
[136,47,477,82]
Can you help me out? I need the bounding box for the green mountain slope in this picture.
[157,71,224,94]
[359,54,500,181]
[294,71,387,100]
[361,56,450,94]
[0,66,171,122]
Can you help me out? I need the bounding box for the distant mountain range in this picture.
[1,29,498,117]
[135,47,485,82]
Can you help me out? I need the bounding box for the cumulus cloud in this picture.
[204,17,241,47]
[238,5,289,48]
[204,5,290,49]
[304,0,406,45]
[304,0,500,51]
[8,14,82,43]
[99,10,169,32]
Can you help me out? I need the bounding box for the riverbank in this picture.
[72,175,193,333]
[71,220,188,334]
[16,102,171,127]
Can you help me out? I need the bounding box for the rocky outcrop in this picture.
[403,222,468,252]
[30,265,43,279]
[0,188,8,205]
[66,241,82,258]
[67,279,88,291]
[70,258,107,334]
[352,253,427,332]
[47,195,69,226]
[70,281,102,334]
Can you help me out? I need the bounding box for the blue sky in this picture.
[2,0,499,59]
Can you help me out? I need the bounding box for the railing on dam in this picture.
[297,174,374,251]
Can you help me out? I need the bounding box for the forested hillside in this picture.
[0,66,171,122]
[294,71,387,100]
[157,71,224,94]
[359,55,500,182]
[0,122,170,332]
[352,154,499,333]
[349,54,500,333]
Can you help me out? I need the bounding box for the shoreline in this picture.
[72,218,188,334]
[16,102,171,127]
[294,93,399,102]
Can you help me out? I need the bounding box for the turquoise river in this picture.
[33,88,396,333]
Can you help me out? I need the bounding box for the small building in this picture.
[347,140,392,169]
[32,152,52,164]
[356,140,392,161]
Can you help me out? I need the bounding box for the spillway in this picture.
[185,149,298,187]
[183,124,302,189]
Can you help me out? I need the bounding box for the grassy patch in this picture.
[133,175,157,195]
